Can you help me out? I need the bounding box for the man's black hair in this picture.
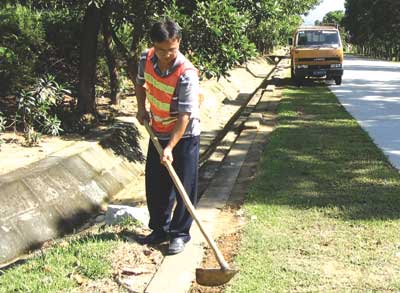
[150,20,182,43]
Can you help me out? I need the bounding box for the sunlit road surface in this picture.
[330,55,400,171]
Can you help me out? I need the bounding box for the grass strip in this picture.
[227,85,400,292]
[0,225,130,292]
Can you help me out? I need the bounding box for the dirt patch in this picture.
[58,223,164,293]
[189,206,245,292]
[64,205,247,293]
[0,93,141,175]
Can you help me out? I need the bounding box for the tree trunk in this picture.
[397,46,400,61]
[126,1,146,86]
[108,2,147,87]
[102,13,120,105]
[109,20,139,87]
[77,4,101,115]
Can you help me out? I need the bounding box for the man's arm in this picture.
[161,68,199,164]
[135,84,149,124]
[161,112,190,164]
[135,50,149,125]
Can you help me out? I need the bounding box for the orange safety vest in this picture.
[144,47,198,133]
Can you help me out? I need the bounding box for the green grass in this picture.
[0,230,122,292]
[227,85,400,292]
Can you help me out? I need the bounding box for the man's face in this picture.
[153,38,180,65]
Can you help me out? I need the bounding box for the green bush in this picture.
[16,74,68,145]
[0,4,45,95]
[40,8,83,86]
[0,5,81,95]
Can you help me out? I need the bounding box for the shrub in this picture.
[15,74,68,145]
[40,8,83,86]
[0,4,46,95]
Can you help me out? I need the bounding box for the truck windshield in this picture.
[296,30,340,47]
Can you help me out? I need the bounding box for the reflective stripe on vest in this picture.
[144,47,197,133]
[144,72,175,95]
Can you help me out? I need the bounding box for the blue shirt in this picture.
[136,49,200,139]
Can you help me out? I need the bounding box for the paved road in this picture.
[330,55,400,171]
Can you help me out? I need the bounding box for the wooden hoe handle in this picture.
[144,121,230,270]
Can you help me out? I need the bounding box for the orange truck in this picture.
[289,25,344,85]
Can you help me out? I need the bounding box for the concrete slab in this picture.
[0,181,38,220]
[0,143,136,264]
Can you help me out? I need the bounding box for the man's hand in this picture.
[136,109,149,125]
[160,113,190,165]
[161,145,173,164]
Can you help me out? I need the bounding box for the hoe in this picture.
[144,121,238,286]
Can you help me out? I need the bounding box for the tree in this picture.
[77,3,101,115]
[232,0,321,53]
[344,0,400,60]
[322,10,344,26]
[1,0,323,119]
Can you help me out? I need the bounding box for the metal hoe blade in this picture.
[196,268,238,287]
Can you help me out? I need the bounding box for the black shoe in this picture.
[167,238,188,255]
[139,231,168,245]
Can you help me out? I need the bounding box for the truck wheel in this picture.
[335,76,342,85]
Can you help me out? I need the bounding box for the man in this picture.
[135,20,201,255]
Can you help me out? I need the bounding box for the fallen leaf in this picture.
[70,273,87,285]
[121,266,152,276]
[143,248,153,256]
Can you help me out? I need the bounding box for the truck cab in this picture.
[289,26,344,85]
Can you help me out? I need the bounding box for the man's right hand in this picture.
[136,109,150,125]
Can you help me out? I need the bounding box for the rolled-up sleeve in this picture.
[177,69,199,115]
[136,51,148,86]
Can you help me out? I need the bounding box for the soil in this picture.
[0,94,134,176]
[189,205,246,293]
[61,205,246,293]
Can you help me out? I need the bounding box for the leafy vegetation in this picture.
[343,0,400,60]
[0,5,45,94]
[15,75,69,145]
[166,0,257,79]
[227,84,400,292]
[0,0,320,117]
[234,0,321,53]
[321,10,344,26]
